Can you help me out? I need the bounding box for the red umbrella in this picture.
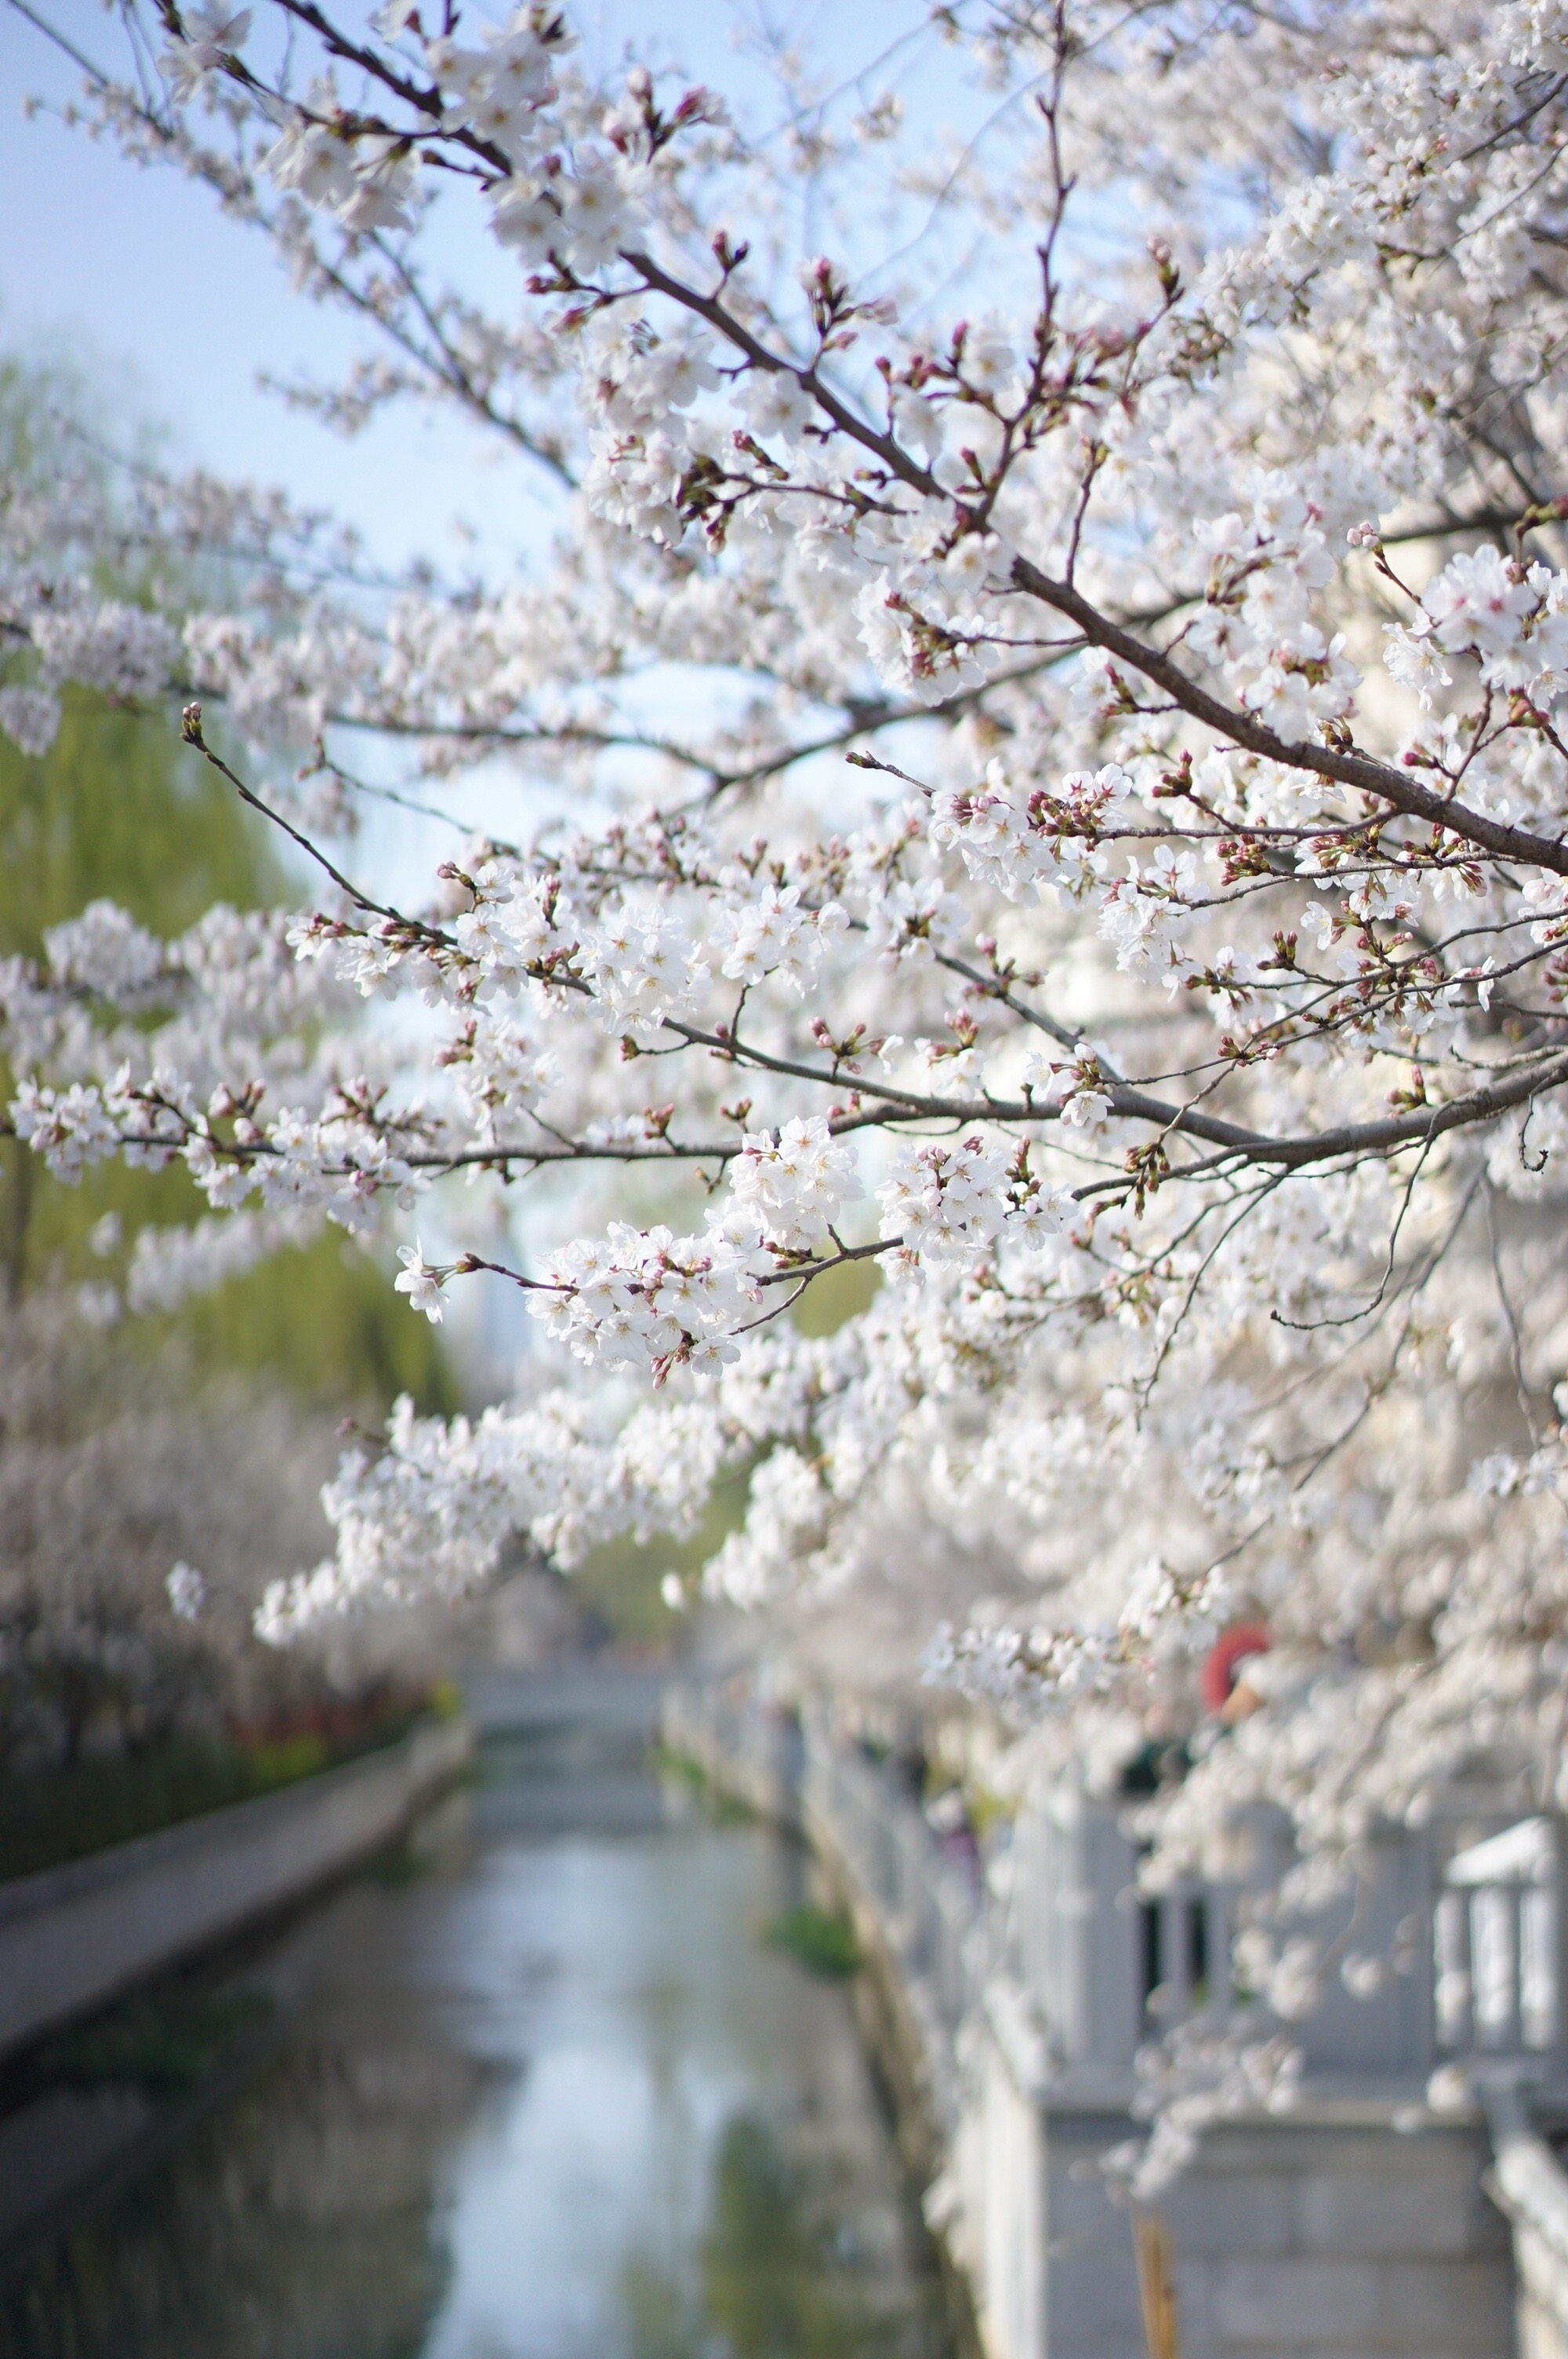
[1200,1622,1271,1715]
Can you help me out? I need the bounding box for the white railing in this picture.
[1437,1816,1566,2064]
[1485,2078,1568,2359]
[1119,1808,1568,2080]
[800,1727,982,2043]
[662,1676,804,1823]
[1012,1789,1444,2080]
[1138,1879,1239,2033]
[671,1670,1568,2099]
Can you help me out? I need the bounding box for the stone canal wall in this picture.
[1487,2081,1568,2359]
[0,1715,473,2061]
[664,1674,1520,2359]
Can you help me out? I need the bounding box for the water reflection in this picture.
[702,2112,928,2359]
[5,2033,491,2359]
[0,1703,945,2359]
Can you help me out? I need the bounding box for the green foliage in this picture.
[790,1252,880,1338]
[650,1746,757,1820]
[245,1733,329,1788]
[960,1786,1011,1842]
[42,1986,271,2100]
[0,1743,256,1881]
[620,2255,695,2359]
[426,1677,463,1723]
[0,1697,432,1881]
[762,1905,862,1979]
[169,1231,459,1411]
[0,350,452,1408]
[0,686,279,956]
[0,689,452,1409]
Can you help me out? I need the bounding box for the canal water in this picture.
[0,1684,948,2359]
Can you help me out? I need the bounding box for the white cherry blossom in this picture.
[20,0,1568,2185]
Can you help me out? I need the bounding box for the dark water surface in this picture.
[0,1692,946,2359]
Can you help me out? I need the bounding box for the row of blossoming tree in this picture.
[8,0,1568,2161]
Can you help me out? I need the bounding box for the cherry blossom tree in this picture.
[10,0,1568,2144]
[0,1285,353,1768]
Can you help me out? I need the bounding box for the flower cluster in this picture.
[710,886,848,992]
[1386,546,1568,709]
[718,1118,862,1254]
[528,1226,761,1376]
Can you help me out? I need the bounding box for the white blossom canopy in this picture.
[9,0,1568,2149]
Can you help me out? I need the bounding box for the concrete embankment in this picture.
[0,1715,472,2062]
[665,1676,1519,2359]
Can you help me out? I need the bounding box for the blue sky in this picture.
[0,0,997,572]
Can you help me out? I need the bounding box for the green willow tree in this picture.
[0,686,454,1409]
[0,351,452,1410]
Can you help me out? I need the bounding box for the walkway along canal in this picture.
[0,1668,949,2359]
